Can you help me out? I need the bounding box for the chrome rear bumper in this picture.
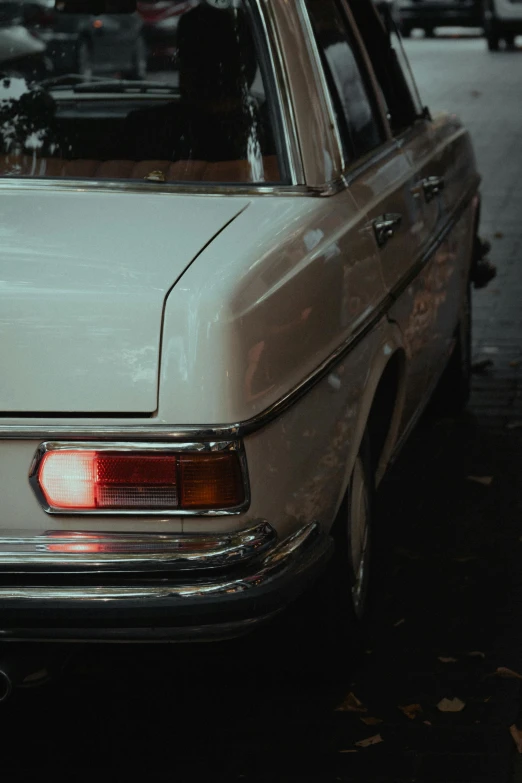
[0,522,333,642]
[0,521,276,571]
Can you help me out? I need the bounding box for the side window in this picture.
[304,0,385,165]
[350,0,424,135]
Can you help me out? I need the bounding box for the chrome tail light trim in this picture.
[28,440,250,516]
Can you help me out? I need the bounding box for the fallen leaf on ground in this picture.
[399,704,423,720]
[507,422,522,431]
[423,721,432,726]
[467,651,486,659]
[437,697,466,713]
[438,656,458,663]
[467,476,493,487]
[339,749,358,754]
[495,666,522,680]
[355,734,383,748]
[509,360,521,368]
[494,231,504,239]
[471,359,494,374]
[361,717,383,726]
[335,692,367,712]
[393,618,405,627]
[510,725,522,754]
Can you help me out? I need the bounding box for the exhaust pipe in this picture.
[0,645,70,702]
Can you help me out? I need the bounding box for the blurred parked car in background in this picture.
[398,0,482,36]
[20,0,146,78]
[482,0,522,49]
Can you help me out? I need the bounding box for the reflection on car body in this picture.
[0,0,482,658]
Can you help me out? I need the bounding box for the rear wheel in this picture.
[504,33,515,48]
[278,435,374,674]
[487,32,500,49]
[424,26,435,37]
[483,5,501,50]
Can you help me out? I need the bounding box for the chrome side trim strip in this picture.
[0,521,275,571]
[28,440,251,516]
[0,178,313,197]
[0,522,319,598]
[295,0,346,175]
[0,184,478,444]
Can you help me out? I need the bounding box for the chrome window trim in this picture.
[28,440,251,516]
[0,0,299,193]
[297,0,393,184]
[254,0,304,185]
[295,0,346,175]
[0,178,317,197]
[337,0,394,142]
[0,520,275,571]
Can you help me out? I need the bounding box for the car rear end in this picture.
[0,0,338,644]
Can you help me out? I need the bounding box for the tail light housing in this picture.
[30,443,247,514]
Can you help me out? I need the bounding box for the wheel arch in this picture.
[332,322,407,524]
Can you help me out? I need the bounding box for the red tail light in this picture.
[37,449,244,512]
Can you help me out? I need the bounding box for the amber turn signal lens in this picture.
[37,450,245,511]
[179,453,244,509]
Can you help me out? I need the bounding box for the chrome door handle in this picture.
[372,213,402,248]
[422,175,445,202]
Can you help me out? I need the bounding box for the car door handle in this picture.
[422,176,445,203]
[372,213,402,248]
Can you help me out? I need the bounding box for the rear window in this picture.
[0,0,284,184]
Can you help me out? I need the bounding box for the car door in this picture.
[303,0,440,435]
[342,0,469,433]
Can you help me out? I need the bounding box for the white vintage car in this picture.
[0,0,480,666]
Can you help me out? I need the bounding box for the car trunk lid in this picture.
[0,187,248,414]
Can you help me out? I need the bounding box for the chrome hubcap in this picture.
[348,456,369,619]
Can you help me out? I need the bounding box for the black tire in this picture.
[487,33,500,50]
[424,27,435,37]
[125,36,147,80]
[400,24,412,38]
[276,435,374,675]
[430,283,472,417]
[483,5,501,50]
[504,33,515,48]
